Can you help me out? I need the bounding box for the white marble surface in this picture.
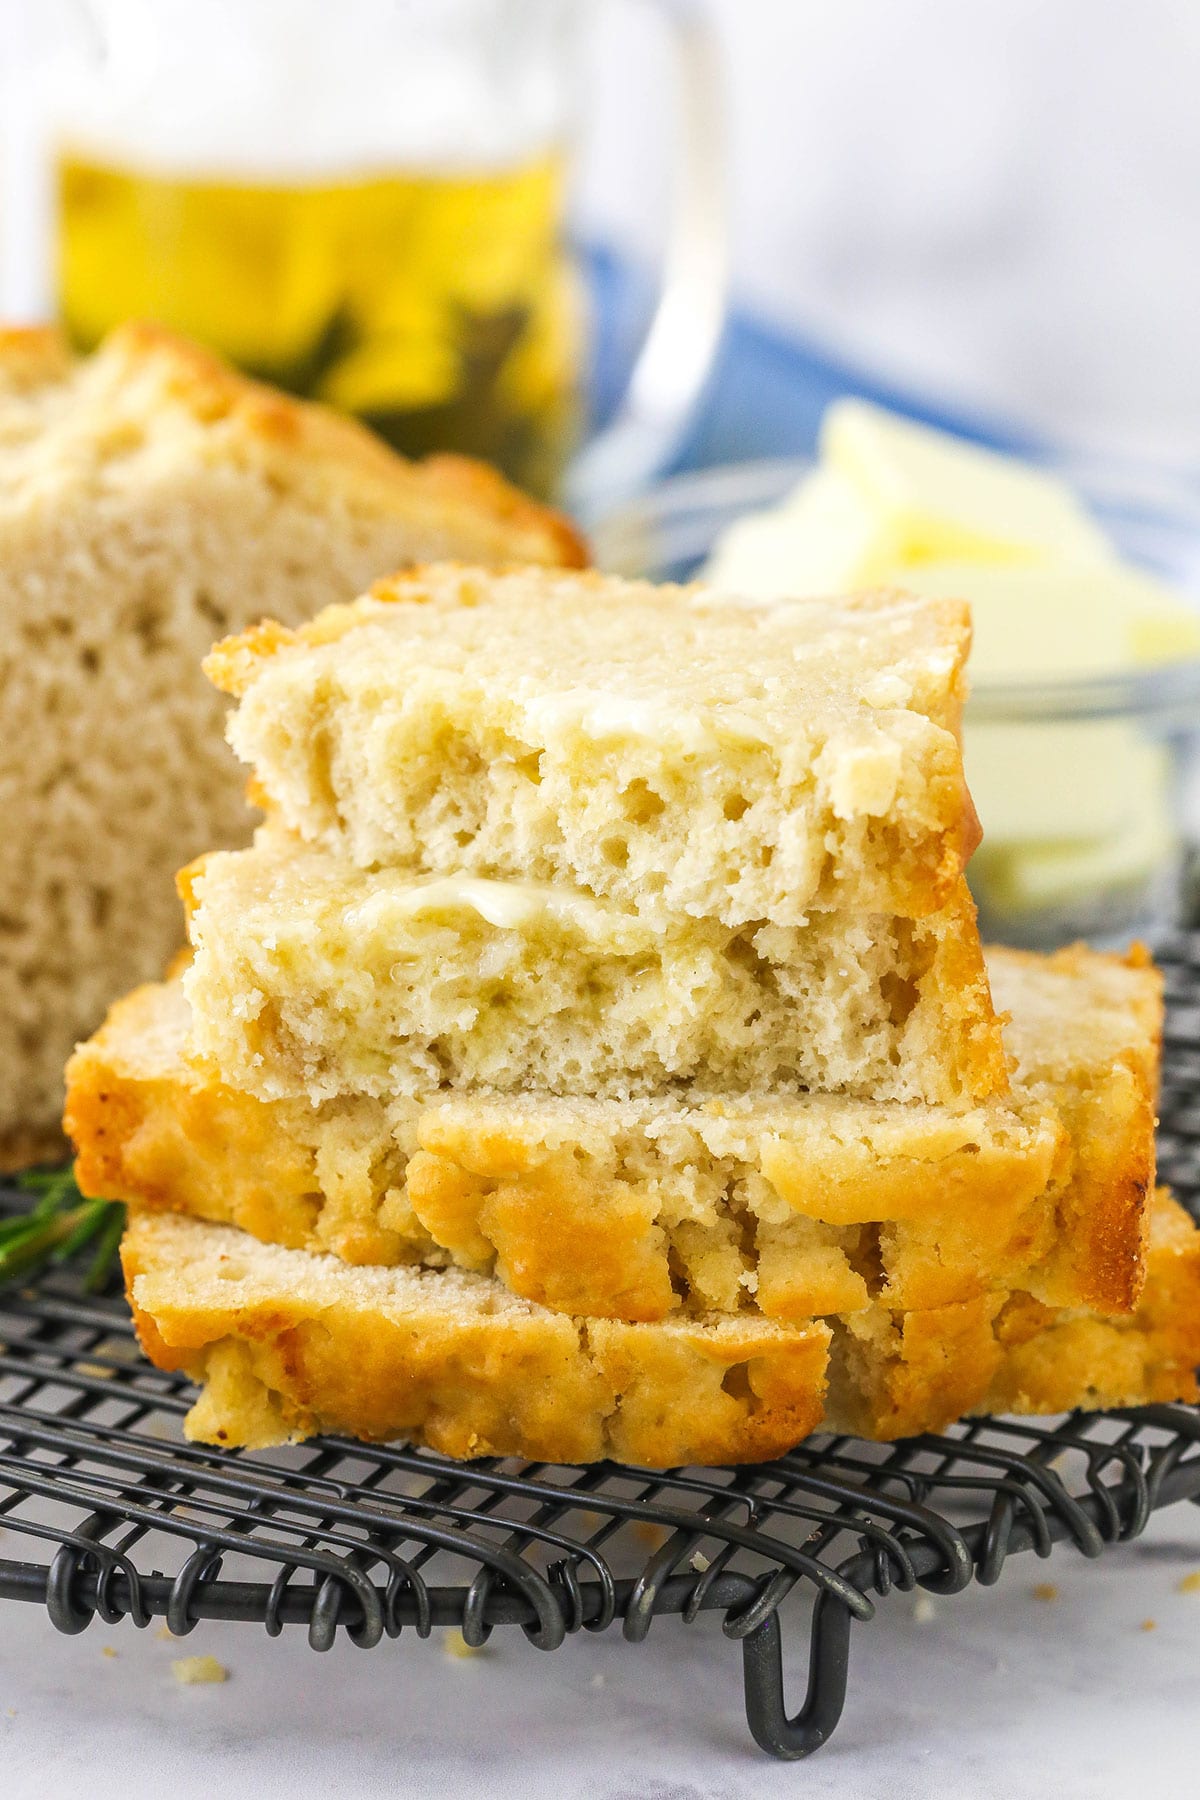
[2,1499,1199,1799]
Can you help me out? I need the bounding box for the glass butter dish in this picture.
[594,453,1200,949]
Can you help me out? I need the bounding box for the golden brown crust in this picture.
[988,940,1163,1315]
[0,321,585,575]
[121,1210,831,1465]
[834,1295,1007,1439]
[984,1191,1200,1413]
[65,984,420,1267]
[87,323,588,569]
[920,888,1010,1104]
[831,1190,1200,1440]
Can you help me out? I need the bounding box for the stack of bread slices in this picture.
[66,564,1200,1466]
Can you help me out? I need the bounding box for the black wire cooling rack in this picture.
[2,936,1200,1762]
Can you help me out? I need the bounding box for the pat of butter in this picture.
[705,467,900,597]
[520,688,772,752]
[966,718,1176,914]
[909,561,1200,681]
[698,397,1200,926]
[973,805,1175,913]
[967,721,1170,843]
[821,398,1114,569]
[348,876,618,937]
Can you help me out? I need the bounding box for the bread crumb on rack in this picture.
[443,1629,483,1660]
[912,1593,937,1624]
[1176,1570,1200,1594]
[1032,1583,1059,1602]
[171,1655,228,1685]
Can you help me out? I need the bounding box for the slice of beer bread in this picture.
[0,323,583,1164]
[205,564,980,926]
[68,945,1157,1322]
[177,837,1006,1107]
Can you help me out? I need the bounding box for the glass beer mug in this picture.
[40,0,726,510]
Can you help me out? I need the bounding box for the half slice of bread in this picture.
[178,836,1006,1107]
[176,831,1007,1108]
[68,945,1158,1321]
[0,323,584,1163]
[205,563,980,925]
[121,1209,832,1465]
[121,1189,1200,1462]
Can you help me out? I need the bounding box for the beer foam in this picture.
[55,0,567,176]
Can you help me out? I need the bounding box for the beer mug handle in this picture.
[564,0,728,522]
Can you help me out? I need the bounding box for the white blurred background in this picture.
[581,0,1200,464]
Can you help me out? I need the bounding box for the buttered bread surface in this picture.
[207,564,980,924]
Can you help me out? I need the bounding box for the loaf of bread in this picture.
[205,564,981,925]
[178,834,1006,1107]
[0,323,584,1164]
[67,944,1157,1322]
[121,1188,1200,1462]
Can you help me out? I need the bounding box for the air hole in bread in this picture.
[720,1361,754,1403]
[880,969,920,1029]
[623,780,666,825]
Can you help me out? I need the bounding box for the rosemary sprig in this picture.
[1,1168,125,1293]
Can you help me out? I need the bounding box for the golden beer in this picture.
[56,151,584,495]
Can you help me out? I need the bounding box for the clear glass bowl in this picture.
[592,456,1200,948]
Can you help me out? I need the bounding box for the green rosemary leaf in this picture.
[84,1203,127,1294]
[1,1168,125,1290]
[51,1196,114,1263]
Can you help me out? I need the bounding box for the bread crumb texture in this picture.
[0,322,581,1160]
